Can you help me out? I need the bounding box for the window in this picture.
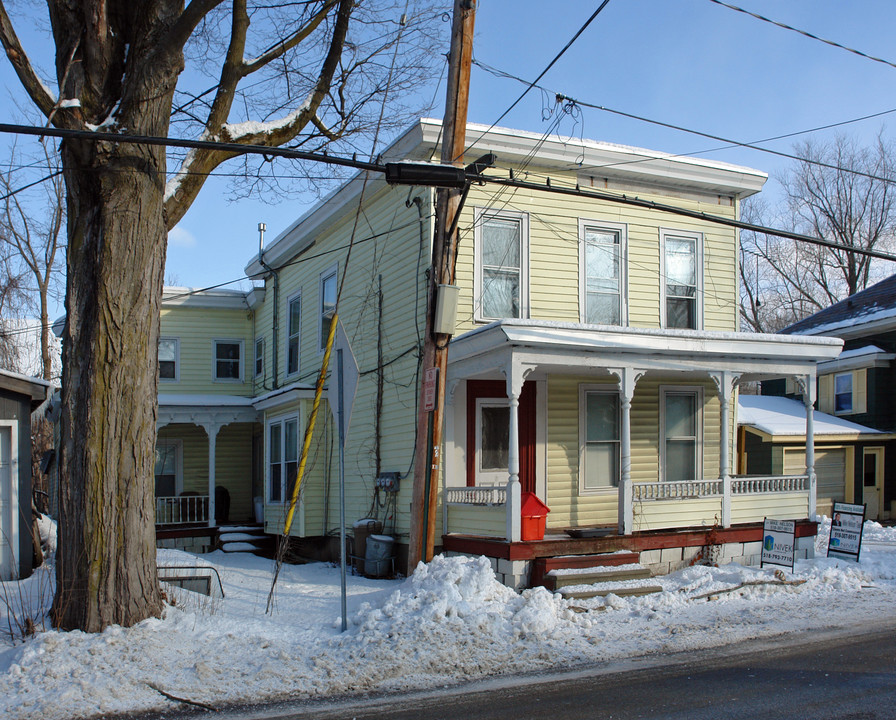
[158,337,179,382]
[287,292,301,376]
[580,387,620,491]
[580,220,626,325]
[254,337,265,378]
[154,440,181,497]
[661,388,702,483]
[214,340,242,381]
[662,230,701,329]
[475,398,510,485]
[475,209,528,321]
[834,372,853,413]
[268,418,299,503]
[319,266,337,351]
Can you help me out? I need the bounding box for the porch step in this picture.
[531,551,640,588]
[558,581,665,600]
[547,563,653,590]
[539,554,663,600]
[217,524,274,557]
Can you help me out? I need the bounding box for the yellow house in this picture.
[155,119,843,585]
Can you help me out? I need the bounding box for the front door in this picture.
[466,380,536,492]
[863,447,884,521]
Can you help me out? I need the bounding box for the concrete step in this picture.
[217,524,273,556]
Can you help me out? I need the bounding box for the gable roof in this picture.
[781,273,896,338]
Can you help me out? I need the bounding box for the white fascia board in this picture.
[789,311,896,340]
[818,349,895,374]
[162,287,250,310]
[252,382,317,411]
[158,393,256,407]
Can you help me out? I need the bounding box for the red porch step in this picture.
[531,551,640,589]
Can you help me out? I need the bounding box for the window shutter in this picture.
[854,369,868,414]
[818,374,834,414]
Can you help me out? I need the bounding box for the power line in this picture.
[707,0,896,71]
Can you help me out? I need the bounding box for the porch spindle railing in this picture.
[632,479,722,501]
[445,486,507,506]
[730,474,807,494]
[155,495,209,525]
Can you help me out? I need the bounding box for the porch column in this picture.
[801,374,817,519]
[505,363,532,543]
[205,421,221,528]
[711,371,739,528]
[618,368,637,535]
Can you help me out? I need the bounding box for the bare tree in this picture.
[0,141,64,381]
[0,0,442,632]
[740,134,896,333]
[0,252,29,370]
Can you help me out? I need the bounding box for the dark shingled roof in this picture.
[781,274,896,335]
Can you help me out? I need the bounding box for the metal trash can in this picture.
[364,534,394,577]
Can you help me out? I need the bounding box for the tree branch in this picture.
[0,1,57,118]
[241,0,337,76]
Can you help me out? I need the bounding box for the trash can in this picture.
[364,534,394,577]
[254,496,264,523]
[520,492,550,541]
[352,518,382,572]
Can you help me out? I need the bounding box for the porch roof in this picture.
[157,393,259,428]
[446,320,843,381]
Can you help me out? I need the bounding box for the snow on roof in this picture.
[738,394,880,437]
[838,345,886,359]
[782,274,896,337]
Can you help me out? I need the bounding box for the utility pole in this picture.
[408,0,476,572]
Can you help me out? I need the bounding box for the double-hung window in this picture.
[580,386,620,492]
[268,418,298,504]
[287,292,301,376]
[158,337,179,382]
[475,209,528,321]
[662,230,702,329]
[154,439,182,497]
[580,220,626,325]
[834,372,853,413]
[661,387,702,483]
[213,339,242,381]
[320,266,337,351]
[255,337,265,378]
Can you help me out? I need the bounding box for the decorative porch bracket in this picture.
[608,367,642,535]
[709,370,741,528]
[503,361,535,542]
[795,373,818,520]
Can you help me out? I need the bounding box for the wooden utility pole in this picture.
[408,0,476,572]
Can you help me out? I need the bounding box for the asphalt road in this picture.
[160,624,896,720]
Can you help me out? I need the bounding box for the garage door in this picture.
[0,426,13,580]
[784,447,846,518]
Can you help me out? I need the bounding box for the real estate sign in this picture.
[761,518,796,571]
[827,502,865,562]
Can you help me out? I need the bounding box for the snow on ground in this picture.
[2,517,896,720]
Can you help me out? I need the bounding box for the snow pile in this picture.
[1,523,895,720]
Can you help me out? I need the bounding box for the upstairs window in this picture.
[834,372,853,413]
[158,337,179,382]
[320,267,337,351]
[214,340,242,381]
[254,337,265,378]
[287,292,301,376]
[662,230,701,329]
[580,221,626,326]
[475,210,528,321]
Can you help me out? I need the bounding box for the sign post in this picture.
[761,518,796,571]
[827,502,866,562]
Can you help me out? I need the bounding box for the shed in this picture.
[0,368,50,580]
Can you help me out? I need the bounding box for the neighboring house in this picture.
[737,394,895,520]
[0,368,50,580]
[153,119,843,587]
[763,274,896,521]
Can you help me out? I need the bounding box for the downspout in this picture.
[257,222,280,389]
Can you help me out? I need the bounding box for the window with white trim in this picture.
[158,337,179,382]
[475,209,528,321]
[661,387,702,483]
[254,337,265,378]
[213,339,243,381]
[287,292,301,376]
[154,439,182,497]
[834,372,853,413]
[580,386,620,492]
[661,229,702,329]
[319,266,337,351]
[268,417,298,504]
[580,220,626,325]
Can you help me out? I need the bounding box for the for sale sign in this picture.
[827,502,865,562]
[761,518,796,571]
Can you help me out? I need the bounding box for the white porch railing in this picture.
[731,475,807,494]
[445,486,507,506]
[155,495,209,525]
[632,479,723,500]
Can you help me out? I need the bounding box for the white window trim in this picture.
[473,207,529,322]
[286,290,302,377]
[254,336,265,379]
[578,218,628,326]
[834,371,854,415]
[660,228,703,330]
[158,336,180,383]
[154,438,183,497]
[474,397,510,486]
[659,385,704,483]
[266,415,299,505]
[212,338,244,383]
[578,384,620,495]
[318,263,338,354]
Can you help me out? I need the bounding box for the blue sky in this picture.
[3,0,896,303]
